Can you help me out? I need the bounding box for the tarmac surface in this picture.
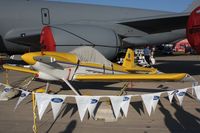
[0,55,200,133]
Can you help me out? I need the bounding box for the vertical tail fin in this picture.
[185,0,200,12]
[122,48,134,69]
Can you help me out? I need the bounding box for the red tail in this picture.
[187,6,200,53]
[40,26,56,52]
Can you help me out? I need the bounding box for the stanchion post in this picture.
[5,69,9,85]
[32,92,37,133]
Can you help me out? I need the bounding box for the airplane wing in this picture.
[119,13,189,34]
[74,73,188,82]
[3,12,190,52]
[3,64,38,75]
[3,65,192,82]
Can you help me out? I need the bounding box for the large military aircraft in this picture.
[0,0,200,59]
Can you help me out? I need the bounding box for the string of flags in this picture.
[1,84,200,121]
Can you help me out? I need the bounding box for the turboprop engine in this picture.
[40,25,121,60]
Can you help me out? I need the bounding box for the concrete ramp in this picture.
[94,101,123,122]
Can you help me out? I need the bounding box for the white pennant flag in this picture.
[167,90,178,103]
[35,93,51,120]
[50,95,67,120]
[109,96,124,118]
[152,93,161,112]
[14,90,30,110]
[87,96,100,118]
[192,82,199,96]
[121,95,131,117]
[0,86,12,97]
[194,86,200,101]
[175,88,188,106]
[141,94,154,116]
[75,96,91,121]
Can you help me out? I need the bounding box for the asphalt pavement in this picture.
[0,55,200,133]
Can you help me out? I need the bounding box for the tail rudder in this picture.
[185,0,200,12]
[122,48,134,69]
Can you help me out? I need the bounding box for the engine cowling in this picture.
[187,6,200,53]
[40,24,121,59]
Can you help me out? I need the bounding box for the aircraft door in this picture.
[41,8,50,25]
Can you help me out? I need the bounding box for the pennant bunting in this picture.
[35,93,51,120]
[0,86,12,97]
[8,84,199,121]
[87,96,100,118]
[75,96,91,121]
[0,86,13,101]
[194,85,200,101]
[109,96,124,118]
[167,90,178,103]
[121,95,132,117]
[14,90,30,110]
[141,94,154,116]
[50,95,67,120]
[192,82,199,96]
[175,88,188,106]
[152,93,161,112]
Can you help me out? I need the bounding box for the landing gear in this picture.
[118,82,129,96]
[45,82,50,93]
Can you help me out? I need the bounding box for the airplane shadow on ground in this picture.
[130,101,144,115]
[59,120,77,133]
[154,60,200,75]
[171,102,200,133]
[196,108,200,113]
[58,81,171,94]
[45,103,76,133]
[61,103,78,118]
[159,97,200,133]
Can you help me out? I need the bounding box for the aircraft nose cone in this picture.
[21,53,36,65]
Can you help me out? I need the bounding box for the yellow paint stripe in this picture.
[3,64,38,75]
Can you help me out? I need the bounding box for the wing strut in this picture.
[62,78,80,95]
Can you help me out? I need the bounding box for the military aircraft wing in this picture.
[2,12,190,53]
[119,12,189,34]
[74,73,189,82]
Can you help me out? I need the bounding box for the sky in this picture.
[49,0,194,12]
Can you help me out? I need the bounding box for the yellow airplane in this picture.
[3,47,189,95]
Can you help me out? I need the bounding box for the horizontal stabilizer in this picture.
[125,66,158,74]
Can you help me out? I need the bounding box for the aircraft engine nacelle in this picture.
[40,25,121,60]
[187,6,200,53]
